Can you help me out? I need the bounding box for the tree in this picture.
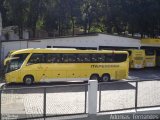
[0,0,7,27]
[1,0,160,38]
[27,0,48,38]
[4,0,29,38]
[43,0,58,37]
[80,0,104,33]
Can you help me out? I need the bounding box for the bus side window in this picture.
[77,54,90,63]
[84,54,91,62]
[91,54,98,62]
[76,54,82,62]
[46,54,60,63]
[53,54,61,63]
[46,54,53,63]
[62,54,68,63]
[68,54,76,63]
[62,54,77,63]
[56,54,62,63]
[113,54,127,62]
[105,54,113,62]
[28,53,45,64]
[98,54,105,62]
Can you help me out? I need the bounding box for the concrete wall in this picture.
[28,34,140,48]
[1,34,141,60]
[1,41,27,59]
[98,34,140,47]
[29,36,99,48]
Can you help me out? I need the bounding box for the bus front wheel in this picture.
[23,75,34,85]
[101,74,110,82]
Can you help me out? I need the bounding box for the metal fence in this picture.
[0,83,88,120]
[1,79,160,119]
[98,79,160,112]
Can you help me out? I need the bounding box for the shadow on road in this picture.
[1,80,136,94]
[98,82,135,91]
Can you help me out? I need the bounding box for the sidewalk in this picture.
[37,108,160,120]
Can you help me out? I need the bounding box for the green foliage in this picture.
[89,27,102,33]
[36,19,44,30]
[1,0,160,38]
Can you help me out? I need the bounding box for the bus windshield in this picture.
[5,53,29,73]
[145,50,155,56]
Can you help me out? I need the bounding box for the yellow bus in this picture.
[126,49,145,69]
[144,49,156,67]
[3,50,16,66]
[141,38,157,67]
[5,48,129,85]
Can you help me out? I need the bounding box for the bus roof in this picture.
[11,48,128,55]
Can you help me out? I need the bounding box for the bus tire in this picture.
[23,75,34,85]
[101,74,110,82]
[90,74,100,81]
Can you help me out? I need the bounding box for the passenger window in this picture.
[113,54,127,62]
[76,54,83,62]
[62,54,68,63]
[28,53,46,64]
[62,54,76,63]
[105,54,113,62]
[98,54,105,62]
[77,54,91,63]
[91,54,98,62]
[55,54,62,63]
[68,54,76,63]
[46,54,61,63]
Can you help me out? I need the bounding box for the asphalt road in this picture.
[128,67,160,80]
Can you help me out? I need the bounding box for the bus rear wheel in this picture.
[23,75,34,85]
[90,74,100,81]
[101,74,110,82]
